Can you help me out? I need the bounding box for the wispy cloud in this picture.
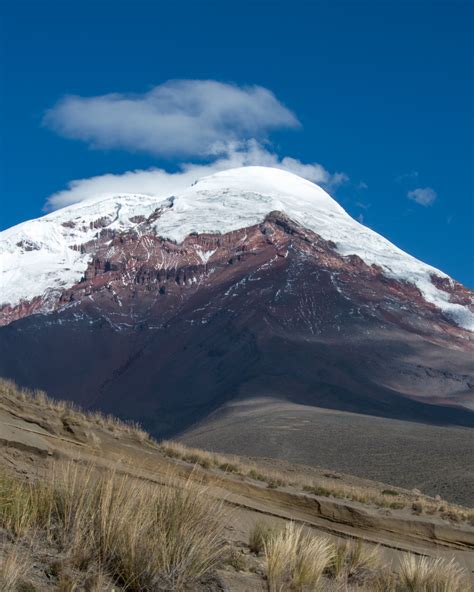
[44,79,349,210]
[46,141,347,210]
[407,187,437,206]
[43,80,300,158]
[395,170,419,183]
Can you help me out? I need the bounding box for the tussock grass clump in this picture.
[302,480,410,510]
[368,569,398,592]
[0,470,52,537]
[0,543,30,591]
[382,489,400,496]
[218,461,241,473]
[249,521,279,554]
[328,539,384,581]
[263,523,332,592]
[264,523,298,592]
[398,554,471,592]
[412,500,425,515]
[262,526,473,592]
[291,534,332,591]
[159,440,236,470]
[0,463,227,591]
[248,468,268,481]
[344,539,382,578]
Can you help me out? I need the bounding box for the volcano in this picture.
[1,166,473,437]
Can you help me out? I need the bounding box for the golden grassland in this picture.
[1,465,472,591]
[1,378,473,590]
[0,463,227,591]
[3,377,472,524]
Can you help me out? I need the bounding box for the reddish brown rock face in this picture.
[2,212,472,340]
[1,211,473,434]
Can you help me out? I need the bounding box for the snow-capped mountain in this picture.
[1,167,473,330]
[1,166,473,433]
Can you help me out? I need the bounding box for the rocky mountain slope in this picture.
[0,166,473,438]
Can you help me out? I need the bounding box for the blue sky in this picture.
[1,0,473,286]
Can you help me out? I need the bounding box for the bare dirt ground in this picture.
[0,386,473,592]
[179,397,474,506]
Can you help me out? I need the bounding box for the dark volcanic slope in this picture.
[179,398,474,505]
[1,212,473,438]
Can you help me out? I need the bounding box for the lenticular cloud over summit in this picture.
[43,79,348,210]
[43,80,300,158]
[45,141,347,210]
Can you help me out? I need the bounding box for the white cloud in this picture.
[395,171,419,183]
[43,79,349,210]
[43,80,300,158]
[407,187,437,206]
[46,141,347,210]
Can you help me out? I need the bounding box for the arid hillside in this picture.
[179,396,474,506]
[0,379,473,591]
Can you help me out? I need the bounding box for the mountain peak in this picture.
[189,165,344,210]
[0,166,473,330]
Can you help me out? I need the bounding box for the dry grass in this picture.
[159,439,241,472]
[263,523,332,591]
[2,378,471,523]
[1,378,472,590]
[398,554,472,592]
[53,568,114,592]
[0,377,153,444]
[328,539,381,579]
[158,439,473,523]
[291,534,332,591]
[0,543,30,591]
[258,522,473,592]
[249,520,279,554]
[1,458,472,592]
[0,470,52,537]
[364,569,398,592]
[263,523,297,592]
[0,463,228,591]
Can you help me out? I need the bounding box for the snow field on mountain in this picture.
[0,166,472,330]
